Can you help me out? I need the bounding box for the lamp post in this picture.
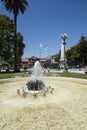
[60,33,68,72]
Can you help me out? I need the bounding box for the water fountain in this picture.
[0,63,87,130]
[26,61,45,91]
[17,61,53,97]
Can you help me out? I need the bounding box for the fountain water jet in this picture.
[26,61,45,91]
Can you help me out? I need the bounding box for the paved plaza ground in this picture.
[0,77,87,130]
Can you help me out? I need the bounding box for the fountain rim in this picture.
[0,76,87,85]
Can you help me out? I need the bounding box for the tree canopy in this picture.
[0,15,25,70]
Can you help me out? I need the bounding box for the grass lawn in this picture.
[0,72,87,80]
[44,72,87,80]
[0,72,30,79]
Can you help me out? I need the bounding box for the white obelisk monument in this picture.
[60,33,68,71]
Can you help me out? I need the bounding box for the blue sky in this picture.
[0,0,87,58]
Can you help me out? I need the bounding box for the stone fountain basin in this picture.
[0,77,87,130]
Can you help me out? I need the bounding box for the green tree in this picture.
[77,36,87,66]
[1,0,29,72]
[0,15,25,71]
[16,32,25,70]
[66,45,80,66]
[0,15,14,63]
[66,35,87,67]
[55,50,61,62]
[0,61,9,72]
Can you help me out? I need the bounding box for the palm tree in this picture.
[1,0,29,72]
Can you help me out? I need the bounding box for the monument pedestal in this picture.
[60,59,68,72]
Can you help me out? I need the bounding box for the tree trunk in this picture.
[14,14,18,72]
